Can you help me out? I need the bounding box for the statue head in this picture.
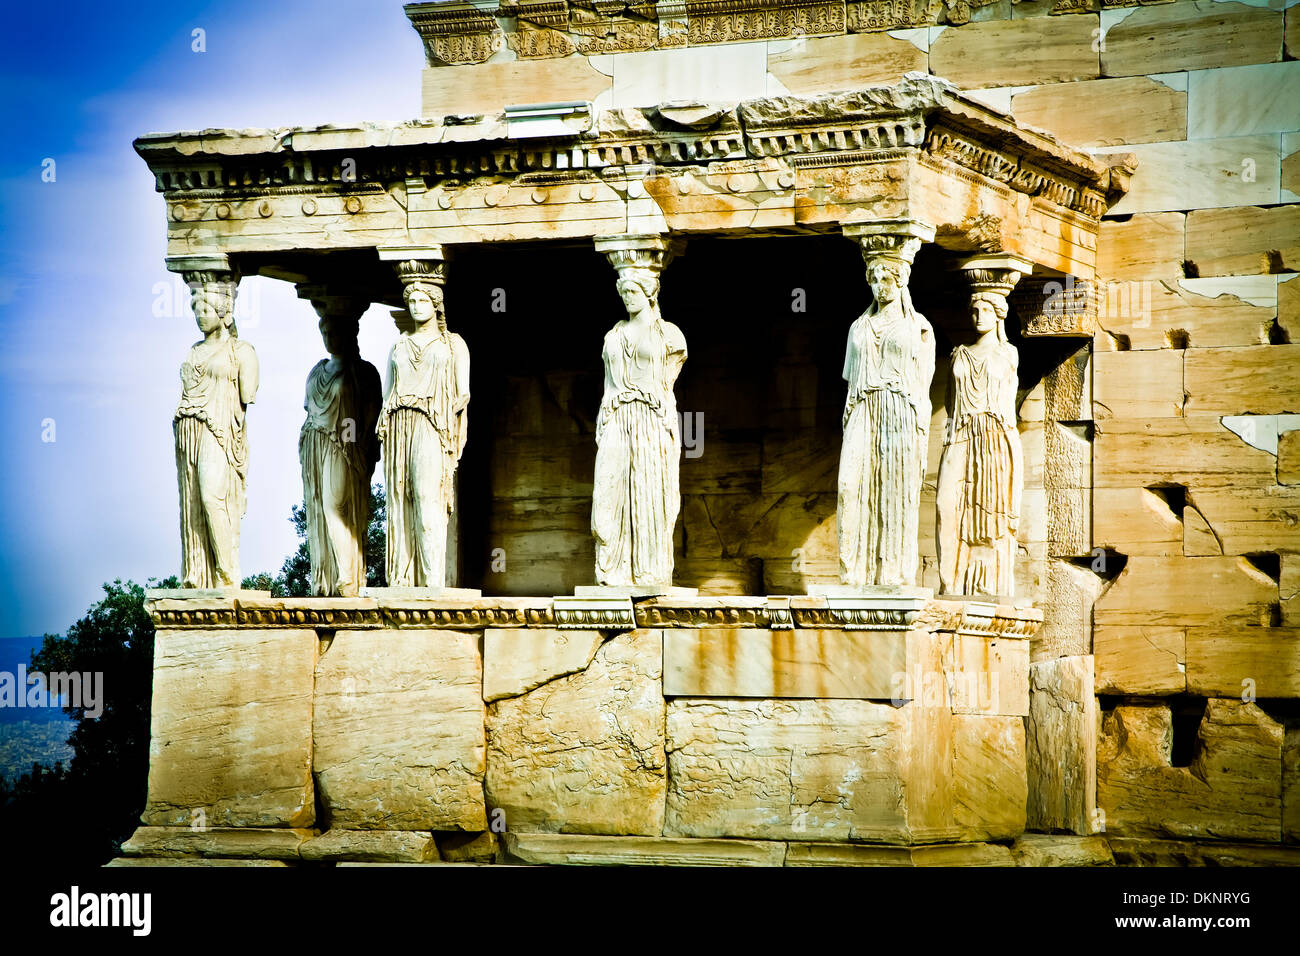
[866,257,908,308]
[396,260,446,332]
[187,272,238,336]
[970,291,1009,340]
[616,269,659,318]
[314,303,363,358]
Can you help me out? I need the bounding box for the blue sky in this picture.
[0,1,428,636]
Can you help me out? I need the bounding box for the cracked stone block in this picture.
[483,628,603,703]
[1284,723,1299,845]
[121,826,314,860]
[954,714,1026,841]
[1011,834,1114,867]
[485,629,666,835]
[313,629,486,831]
[664,696,959,844]
[299,830,438,863]
[143,628,316,828]
[1097,698,1283,842]
[1027,655,1098,835]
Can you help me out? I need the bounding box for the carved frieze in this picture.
[846,0,940,30]
[406,2,504,65]
[685,0,845,43]
[1011,275,1099,337]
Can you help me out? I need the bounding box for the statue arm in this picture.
[451,334,471,412]
[237,341,259,407]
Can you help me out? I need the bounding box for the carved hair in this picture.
[616,269,660,307]
[970,291,1010,343]
[186,271,239,335]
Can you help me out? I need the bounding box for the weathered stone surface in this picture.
[1284,723,1300,845]
[1280,429,1300,485]
[422,59,610,119]
[313,629,486,831]
[664,697,957,843]
[1184,344,1300,416]
[1097,276,1279,350]
[1096,135,1279,215]
[1108,837,1300,867]
[1010,76,1186,148]
[106,857,290,867]
[122,826,313,860]
[1095,419,1278,491]
[663,627,906,699]
[143,628,316,828]
[299,829,439,863]
[1185,626,1300,699]
[503,832,785,866]
[485,629,666,835]
[1097,212,1186,282]
[930,16,1099,89]
[1094,625,1186,695]
[1092,488,1183,558]
[1185,205,1300,277]
[766,32,928,95]
[1188,62,1300,139]
[1011,834,1114,867]
[785,842,1013,867]
[1028,656,1098,835]
[1097,699,1283,841]
[483,628,604,702]
[1093,555,1279,628]
[1101,2,1283,77]
[954,714,1026,840]
[1092,350,1183,420]
[437,830,499,863]
[950,636,1029,716]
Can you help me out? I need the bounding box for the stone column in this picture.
[588,234,688,593]
[936,254,1033,598]
[167,253,259,590]
[374,245,472,591]
[834,219,935,590]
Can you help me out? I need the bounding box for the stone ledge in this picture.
[299,830,439,863]
[1107,838,1300,868]
[502,832,787,866]
[106,857,293,867]
[141,594,1042,638]
[785,841,1015,866]
[121,826,315,860]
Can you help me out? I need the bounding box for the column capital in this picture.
[958,254,1033,299]
[594,233,684,273]
[841,218,935,268]
[376,244,450,263]
[166,253,237,279]
[294,283,370,320]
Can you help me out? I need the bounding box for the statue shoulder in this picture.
[661,320,687,351]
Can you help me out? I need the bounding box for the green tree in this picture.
[0,575,177,866]
[242,484,386,594]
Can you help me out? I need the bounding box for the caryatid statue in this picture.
[591,235,687,587]
[837,221,936,588]
[377,258,470,588]
[298,291,382,597]
[937,257,1031,597]
[173,269,259,588]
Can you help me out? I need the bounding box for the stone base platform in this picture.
[137,592,1042,858]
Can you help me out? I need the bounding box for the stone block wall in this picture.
[119,594,1040,866]
[418,0,1300,855]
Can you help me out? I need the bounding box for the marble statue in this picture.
[937,291,1023,596]
[174,271,259,588]
[591,267,687,587]
[837,240,934,588]
[299,297,382,596]
[377,260,470,588]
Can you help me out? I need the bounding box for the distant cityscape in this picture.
[0,638,75,782]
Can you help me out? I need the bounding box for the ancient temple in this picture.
[116,0,1300,866]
